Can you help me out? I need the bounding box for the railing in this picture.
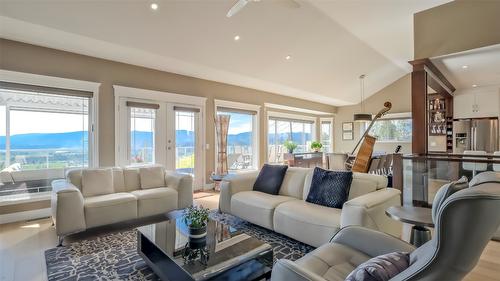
[396,153,500,207]
[0,148,88,170]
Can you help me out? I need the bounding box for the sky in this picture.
[0,106,88,136]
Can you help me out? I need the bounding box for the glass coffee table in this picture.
[137,210,273,281]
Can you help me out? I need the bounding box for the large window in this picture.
[216,104,258,171]
[364,118,412,142]
[0,81,95,197]
[320,119,333,152]
[268,116,314,163]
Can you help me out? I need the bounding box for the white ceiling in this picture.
[0,0,450,106]
[432,44,500,90]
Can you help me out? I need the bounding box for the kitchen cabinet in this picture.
[453,87,500,119]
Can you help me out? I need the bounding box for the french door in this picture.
[116,97,204,190]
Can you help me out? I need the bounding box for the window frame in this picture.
[0,70,100,169]
[214,99,260,172]
[320,117,334,152]
[266,111,317,164]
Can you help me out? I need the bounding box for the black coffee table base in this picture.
[138,232,272,281]
[410,226,432,247]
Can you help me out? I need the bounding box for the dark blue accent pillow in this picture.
[253,164,288,195]
[306,168,352,208]
[345,251,410,281]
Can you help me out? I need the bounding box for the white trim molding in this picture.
[264,103,334,116]
[267,110,318,122]
[113,85,206,106]
[113,85,207,189]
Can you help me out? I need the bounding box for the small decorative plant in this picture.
[183,205,210,229]
[283,140,298,153]
[311,141,323,152]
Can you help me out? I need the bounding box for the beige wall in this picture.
[0,39,336,186]
[334,74,411,154]
[414,0,500,59]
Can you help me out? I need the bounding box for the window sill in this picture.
[0,191,51,206]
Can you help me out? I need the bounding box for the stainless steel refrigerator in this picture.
[453,118,499,154]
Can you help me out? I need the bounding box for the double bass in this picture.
[347,102,392,173]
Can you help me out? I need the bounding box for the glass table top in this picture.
[137,211,272,280]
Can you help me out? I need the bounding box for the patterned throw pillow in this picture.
[305,168,352,208]
[345,252,410,281]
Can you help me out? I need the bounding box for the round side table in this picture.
[386,206,434,247]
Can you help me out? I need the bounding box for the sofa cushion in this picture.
[279,167,313,199]
[131,187,178,217]
[66,169,83,189]
[112,168,125,192]
[306,168,352,209]
[345,251,410,281]
[348,173,388,200]
[295,243,370,281]
[84,193,137,228]
[123,168,141,191]
[231,191,296,229]
[253,164,288,195]
[274,200,342,247]
[81,168,114,197]
[140,166,165,189]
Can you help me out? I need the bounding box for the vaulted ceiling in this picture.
[0,0,450,106]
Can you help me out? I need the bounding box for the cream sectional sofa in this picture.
[51,165,193,243]
[219,167,401,247]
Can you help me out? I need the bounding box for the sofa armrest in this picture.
[51,179,86,236]
[331,226,415,257]
[218,171,259,213]
[341,188,402,237]
[271,259,327,281]
[165,171,193,209]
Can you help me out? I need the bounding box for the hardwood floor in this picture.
[0,194,499,281]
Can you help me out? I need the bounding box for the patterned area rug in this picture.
[45,211,315,281]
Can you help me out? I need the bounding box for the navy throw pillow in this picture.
[306,168,352,208]
[345,252,410,281]
[253,164,288,195]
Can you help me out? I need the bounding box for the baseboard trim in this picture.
[0,208,51,224]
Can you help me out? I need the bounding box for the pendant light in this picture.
[353,74,372,122]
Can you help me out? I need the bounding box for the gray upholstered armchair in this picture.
[271,178,500,281]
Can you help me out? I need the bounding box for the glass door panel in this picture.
[175,110,196,175]
[130,107,155,165]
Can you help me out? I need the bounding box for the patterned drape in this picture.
[215,114,231,175]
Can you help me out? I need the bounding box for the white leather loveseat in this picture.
[51,165,193,243]
[219,167,401,247]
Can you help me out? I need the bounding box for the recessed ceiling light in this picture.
[285,55,291,60]
[472,84,478,88]
[234,35,240,41]
[150,3,158,10]
[462,65,468,69]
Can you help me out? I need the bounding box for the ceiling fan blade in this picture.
[226,0,249,18]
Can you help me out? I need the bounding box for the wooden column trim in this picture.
[411,68,428,154]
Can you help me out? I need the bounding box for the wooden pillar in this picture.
[411,63,428,154]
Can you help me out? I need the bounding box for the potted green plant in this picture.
[311,141,323,152]
[283,140,298,153]
[183,205,210,239]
